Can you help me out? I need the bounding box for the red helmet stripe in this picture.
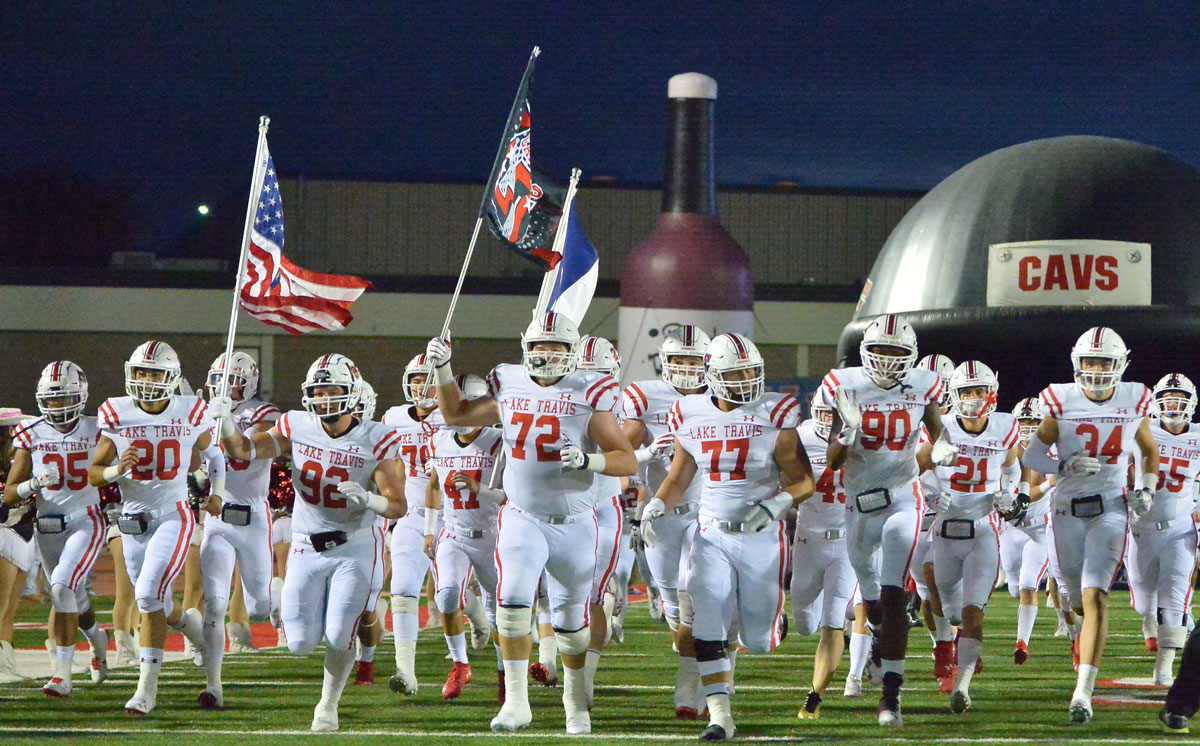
[544,313,556,332]
[885,315,896,336]
[584,337,597,360]
[967,361,976,378]
[684,325,694,347]
[1092,327,1104,349]
[729,334,748,359]
[145,341,159,360]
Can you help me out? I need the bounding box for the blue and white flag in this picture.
[545,202,598,327]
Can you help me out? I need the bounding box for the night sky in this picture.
[4,2,1198,254]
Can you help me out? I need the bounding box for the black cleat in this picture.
[798,690,821,719]
[1160,706,1189,735]
[700,724,730,741]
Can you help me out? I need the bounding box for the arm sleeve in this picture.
[1021,435,1059,476]
[200,441,227,495]
[1001,459,1022,492]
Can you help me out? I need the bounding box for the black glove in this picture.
[1000,493,1031,523]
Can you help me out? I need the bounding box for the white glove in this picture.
[931,432,958,467]
[560,440,587,470]
[425,336,452,368]
[39,464,61,490]
[926,490,955,513]
[1060,452,1103,478]
[629,522,645,552]
[649,433,676,461]
[335,481,390,515]
[1129,487,1154,518]
[834,387,861,430]
[423,458,435,477]
[742,492,794,533]
[209,396,237,438]
[640,497,667,549]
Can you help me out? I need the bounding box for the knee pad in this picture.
[434,586,459,616]
[496,605,532,639]
[288,637,318,656]
[677,590,694,626]
[136,595,165,614]
[693,638,728,663]
[554,626,590,656]
[551,603,587,632]
[390,595,419,616]
[49,583,78,614]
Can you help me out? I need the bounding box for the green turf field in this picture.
[0,590,1185,744]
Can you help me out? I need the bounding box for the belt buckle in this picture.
[672,503,694,516]
[1156,520,1172,531]
[823,528,844,540]
[545,515,568,525]
[719,520,745,533]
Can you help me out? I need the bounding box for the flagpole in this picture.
[438,46,540,341]
[533,167,582,319]
[218,116,272,403]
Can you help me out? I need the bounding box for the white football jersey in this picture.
[796,418,846,530]
[430,427,504,532]
[381,404,445,514]
[1039,381,1151,501]
[822,366,943,497]
[487,363,619,516]
[934,412,1019,520]
[621,378,703,506]
[213,397,280,506]
[669,392,801,522]
[99,395,213,513]
[13,416,102,515]
[1145,420,1200,525]
[276,411,403,535]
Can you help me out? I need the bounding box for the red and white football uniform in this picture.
[380,405,445,600]
[621,379,703,626]
[930,412,1018,619]
[790,418,854,634]
[429,426,504,625]
[275,411,400,654]
[1039,381,1151,603]
[99,395,211,613]
[672,392,799,652]
[488,363,617,630]
[15,417,105,612]
[822,366,942,600]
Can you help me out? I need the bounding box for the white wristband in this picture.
[635,448,654,465]
[434,363,454,386]
[1038,478,1052,494]
[15,478,40,500]
[218,416,237,440]
[585,453,607,474]
[1141,472,1159,493]
[424,508,438,537]
[246,437,257,461]
[1018,481,1030,496]
[102,465,122,484]
[365,492,390,516]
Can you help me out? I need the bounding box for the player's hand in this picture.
[335,481,371,508]
[1129,487,1154,518]
[422,458,435,477]
[629,520,645,552]
[995,491,1030,523]
[931,432,958,467]
[202,494,223,517]
[640,497,667,548]
[1060,453,1102,478]
[423,534,436,560]
[742,492,793,532]
[209,396,237,438]
[834,387,861,430]
[448,470,480,492]
[425,335,452,368]
[559,440,589,471]
[117,447,139,475]
[38,464,62,490]
[649,433,675,462]
[927,491,955,513]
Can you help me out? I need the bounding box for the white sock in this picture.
[393,610,419,641]
[202,617,224,690]
[1017,604,1038,644]
[849,631,872,677]
[563,664,587,706]
[494,643,504,672]
[955,637,982,691]
[137,647,163,699]
[538,634,558,671]
[933,614,955,642]
[445,633,468,664]
[395,639,416,671]
[320,646,356,707]
[80,623,106,654]
[881,658,905,678]
[1144,614,1159,641]
[115,629,136,650]
[1157,647,1179,680]
[1073,663,1098,702]
[502,659,529,705]
[357,644,376,663]
[55,645,75,682]
[583,649,601,697]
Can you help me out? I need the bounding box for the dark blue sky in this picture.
[4,2,1198,252]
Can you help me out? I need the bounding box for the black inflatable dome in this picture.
[839,136,1200,404]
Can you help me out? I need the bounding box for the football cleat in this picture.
[1160,706,1189,735]
[124,694,155,717]
[530,662,558,687]
[91,654,108,685]
[42,676,71,698]
[1069,698,1093,725]
[489,700,533,731]
[798,690,821,719]
[564,689,591,735]
[700,724,733,741]
[1054,618,1070,638]
[389,670,418,695]
[933,640,956,679]
[649,595,664,622]
[470,619,492,651]
[843,675,863,698]
[441,662,473,700]
[865,629,884,685]
[949,689,971,714]
[354,660,376,686]
[1146,637,1159,652]
[675,706,700,720]
[198,689,224,710]
[878,672,903,726]
[311,701,338,732]
[1013,640,1029,665]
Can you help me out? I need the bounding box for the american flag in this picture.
[239,145,370,335]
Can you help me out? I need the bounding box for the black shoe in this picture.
[779,614,788,643]
[700,724,730,741]
[1160,706,1190,735]
[798,690,821,719]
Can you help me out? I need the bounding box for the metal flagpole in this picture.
[217,116,272,405]
[533,168,582,319]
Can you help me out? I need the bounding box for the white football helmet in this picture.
[125,341,182,404]
[1152,373,1197,427]
[917,354,955,406]
[578,336,620,378]
[705,333,764,405]
[35,361,88,427]
[207,351,260,402]
[1012,396,1041,445]
[354,380,378,421]
[660,324,712,390]
[810,386,834,441]
[949,361,999,418]
[1071,327,1129,395]
[301,354,362,419]
[859,314,918,387]
[522,312,580,379]
[448,373,489,435]
[403,354,436,409]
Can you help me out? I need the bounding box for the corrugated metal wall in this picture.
[278,180,918,284]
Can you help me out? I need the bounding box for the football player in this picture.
[3,362,110,697]
[1021,327,1159,724]
[212,353,406,731]
[87,341,221,716]
[426,313,637,735]
[824,314,956,726]
[349,380,389,685]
